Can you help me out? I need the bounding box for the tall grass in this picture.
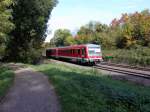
[103,47,150,66]
[0,66,14,97]
[34,63,150,112]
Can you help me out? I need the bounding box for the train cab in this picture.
[86,44,102,64]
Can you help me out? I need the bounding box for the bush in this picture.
[0,66,14,97]
[27,48,43,64]
[103,48,150,66]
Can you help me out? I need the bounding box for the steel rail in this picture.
[101,62,150,72]
[94,65,150,79]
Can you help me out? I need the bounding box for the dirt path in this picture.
[0,67,61,112]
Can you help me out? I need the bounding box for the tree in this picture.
[52,29,72,46]
[111,9,150,48]
[6,0,57,63]
[64,36,76,46]
[75,21,111,48]
[0,0,14,59]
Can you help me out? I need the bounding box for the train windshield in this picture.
[88,47,101,56]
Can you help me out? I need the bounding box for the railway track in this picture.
[45,58,150,79]
[94,64,150,79]
[101,62,150,71]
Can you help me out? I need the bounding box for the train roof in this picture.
[46,44,101,50]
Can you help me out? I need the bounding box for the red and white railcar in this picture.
[46,44,103,64]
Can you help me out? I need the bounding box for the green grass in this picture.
[103,48,150,66]
[33,63,150,112]
[0,66,14,98]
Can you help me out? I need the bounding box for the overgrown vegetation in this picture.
[0,66,14,97]
[103,47,150,66]
[34,63,150,112]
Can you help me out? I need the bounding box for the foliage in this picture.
[0,0,14,59]
[64,36,76,46]
[75,21,111,47]
[34,63,150,112]
[51,29,72,47]
[0,66,14,97]
[5,0,57,63]
[51,21,112,48]
[103,48,150,66]
[112,9,150,48]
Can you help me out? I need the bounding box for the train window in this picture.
[70,50,72,54]
[73,49,75,54]
[72,50,74,54]
[78,49,80,55]
[67,50,69,54]
[75,49,77,54]
[88,46,101,56]
[82,48,85,56]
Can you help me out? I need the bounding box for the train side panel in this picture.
[56,45,87,63]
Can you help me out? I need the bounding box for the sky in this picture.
[45,0,150,42]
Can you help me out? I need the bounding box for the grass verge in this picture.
[33,63,150,112]
[0,66,14,98]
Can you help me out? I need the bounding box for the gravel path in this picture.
[0,67,60,112]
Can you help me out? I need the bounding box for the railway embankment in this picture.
[33,61,150,112]
[44,59,150,86]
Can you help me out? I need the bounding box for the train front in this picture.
[86,44,103,64]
